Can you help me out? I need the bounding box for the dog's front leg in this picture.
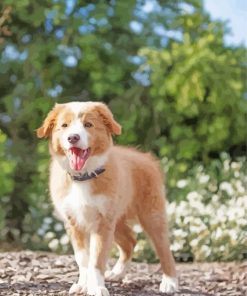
[87,217,115,296]
[67,218,89,295]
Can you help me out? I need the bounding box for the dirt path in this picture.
[0,251,246,295]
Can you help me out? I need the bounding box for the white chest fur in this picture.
[56,181,108,232]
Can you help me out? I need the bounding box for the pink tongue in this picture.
[69,148,87,171]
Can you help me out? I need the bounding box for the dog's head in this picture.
[37,102,121,172]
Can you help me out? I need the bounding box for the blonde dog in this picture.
[37,101,177,295]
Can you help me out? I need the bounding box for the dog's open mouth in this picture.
[68,147,90,171]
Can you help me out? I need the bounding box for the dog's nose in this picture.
[68,134,80,144]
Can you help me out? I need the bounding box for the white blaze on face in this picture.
[62,119,89,150]
[59,103,91,171]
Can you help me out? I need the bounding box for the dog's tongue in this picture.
[68,147,88,171]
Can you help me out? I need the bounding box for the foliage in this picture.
[139,33,246,164]
[168,153,247,262]
[0,0,246,261]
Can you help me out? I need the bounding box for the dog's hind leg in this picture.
[138,209,178,293]
[105,218,136,281]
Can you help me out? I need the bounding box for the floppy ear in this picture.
[36,104,61,138]
[95,103,122,136]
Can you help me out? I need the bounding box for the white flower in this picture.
[190,239,198,247]
[231,162,241,170]
[235,180,245,194]
[187,191,200,202]
[208,183,217,192]
[171,242,183,252]
[133,224,143,233]
[45,231,55,240]
[235,207,245,218]
[60,234,70,245]
[234,171,240,178]
[134,242,144,252]
[43,217,53,224]
[183,216,193,224]
[236,218,247,226]
[212,194,219,203]
[190,225,201,233]
[190,201,205,213]
[37,228,45,236]
[219,245,225,252]
[176,179,188,188]
[48,238,59,250]
[216,207,227,223]
[200,245,211,257]
[214,228,223,240]
[167,202,176,215]
[228,229,238,242]
[175,201,188,216]
[199,174,210,184]
[219,181,234,196]
[227,209,237,221]
[54,223,64,232]
[173,229,187,238]
[223,159,230,171]
[237,195,247,206]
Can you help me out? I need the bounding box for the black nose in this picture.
[68,134,80,144]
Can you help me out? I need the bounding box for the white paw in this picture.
[87,286,110,296]
[105,261,129,281]
[87,267,109,295]
[159,275,178,294]
[69,283,87,294]
[105,269,125,281]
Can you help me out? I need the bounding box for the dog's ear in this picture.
[36,104,62,138]
[95,103,121,136]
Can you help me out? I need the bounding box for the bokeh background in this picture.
[0,0,246,262]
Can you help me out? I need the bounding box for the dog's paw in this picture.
[87,286,110,296]
[69,283,87,295]
[105,269,124,281]
[105,260,129,281]
[159,275,178,294]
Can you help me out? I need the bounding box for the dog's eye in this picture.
[84,122,93,128]
[61,123,68,128]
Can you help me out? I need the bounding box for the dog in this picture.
[37,101,178,295]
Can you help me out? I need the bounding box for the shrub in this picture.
[167,154,247,261]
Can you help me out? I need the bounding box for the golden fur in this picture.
[37,101,177,295]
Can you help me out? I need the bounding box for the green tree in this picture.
[139,14,247,163]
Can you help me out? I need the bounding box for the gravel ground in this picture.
[0,251,246,296]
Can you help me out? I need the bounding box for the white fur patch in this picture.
[75,250,88,285]
[70,241,89,294]
[159,274,178,293]
[56,181,108,232]
[69,282,87,294]
[74,249,88,267]
[85,151,109,174]
[87,267,109,296]
[61,119,89,150]
[66,101,97,116]
[105,259,130,281]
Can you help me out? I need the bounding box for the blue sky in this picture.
[204,0,247,46]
